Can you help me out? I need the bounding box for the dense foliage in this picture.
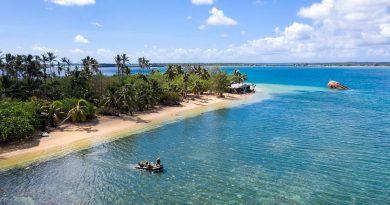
[0,100,43,143]
[0,51,248,143]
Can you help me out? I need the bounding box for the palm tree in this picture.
[121,54,131,76]
[138,57,150,74]
[165,65,176,80]
[15,55,26,80]
[23,54,41,88]
[193,65,210,80]
[190,79,202,97]
[182,72,189,98]
[116,84,136,114]
[4,54,16,78]
[101,89,119,114]
[64,99,89,123]
[41,101,64,127]
[165,64,184,80]
[47,52,57,79]
[232,69,248,84]
[82,56,91,74]
[61,57,71,76]
[41,54,49,80]
[57,61,63,77]
[33,55,43,79]
[0,51,4,76]
[175,65,184,75]
[115,55,122,76]
[90,58,101,75]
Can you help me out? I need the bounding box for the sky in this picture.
[1,0,390,63]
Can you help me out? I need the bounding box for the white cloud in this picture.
[191,0,213,5]
[32,45,59,53]
[220,33,229,38]
[134,0,390,62]
[53,0,390,63]
[297,0,333,20]
[69,48,114,62]
[187,16,192,20]
[97,48,113,55]
[70,48,84,54]
[91,22,103,27]
[284,22,313,40]
[198,24,206,30]
[74,35,89,44]
[380,24,390,37]
[46,0,95,6]
[206,7,238,26]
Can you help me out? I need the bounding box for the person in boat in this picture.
[138,160,147,168]
[156,158,161,167]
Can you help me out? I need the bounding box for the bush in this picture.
[0,100,44,128]
[0,117,35,143]
[161,92,182,106]
[59,98,79,113]
[60,98,95,119]
[66,99,95,123]
[0,100,43,143]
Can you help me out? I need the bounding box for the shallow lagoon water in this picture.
[0,67,389,204]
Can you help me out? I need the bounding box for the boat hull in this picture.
[327,81,349,90]
[135,165,164,172]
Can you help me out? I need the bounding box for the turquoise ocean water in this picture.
[0,67,389,204]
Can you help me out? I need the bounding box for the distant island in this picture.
[99,62,390,68]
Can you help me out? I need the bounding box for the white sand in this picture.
[0,94,251,170]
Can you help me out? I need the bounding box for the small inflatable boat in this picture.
[327,80,349,90]
[135,160,164,172]
[135,164,164,171]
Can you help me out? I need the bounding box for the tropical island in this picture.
[0,51,252,170]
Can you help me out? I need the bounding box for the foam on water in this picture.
[255,83,328,94]
[235,83,328,107]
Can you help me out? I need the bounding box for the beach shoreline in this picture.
[0,94,252,171]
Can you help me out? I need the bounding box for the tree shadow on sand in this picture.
[0,135,41,155]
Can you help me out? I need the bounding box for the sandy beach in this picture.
[0,94,251,171]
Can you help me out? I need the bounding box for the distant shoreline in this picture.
[222,65,390,68]
[98,63,390,68]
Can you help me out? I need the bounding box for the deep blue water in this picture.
[1,67,389,204]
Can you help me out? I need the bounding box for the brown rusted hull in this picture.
[328,81,349,90]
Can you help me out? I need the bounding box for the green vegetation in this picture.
[0,100,43,143]
[210,67,231,97]
[0,50,248,144]
[232,69,248,84]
